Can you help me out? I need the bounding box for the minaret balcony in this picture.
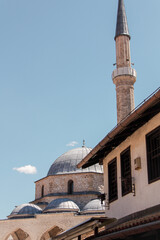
[112,67,137,81]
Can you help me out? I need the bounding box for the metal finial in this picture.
[115,0,130,40]
[82,140,85,147]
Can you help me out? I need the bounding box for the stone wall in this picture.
[113,75,136,123]
[113,34,136,123]
[116,35,131,68]
[34,172,103,209]
[35,173,103,198]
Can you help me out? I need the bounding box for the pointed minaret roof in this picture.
[115,0,130,40]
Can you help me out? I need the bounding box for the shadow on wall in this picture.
[5,229,30,240]
[40,226,64,240]
[5,226,63,240]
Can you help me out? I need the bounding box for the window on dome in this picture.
[41,185,44,197]
[68,180,74,194]
[49,182,53,193]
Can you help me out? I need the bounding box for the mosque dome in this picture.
[82,199,105,214]
[43,198,80,213]
[47,146,103,176]
[8,203,42,219]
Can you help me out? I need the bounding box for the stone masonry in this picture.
[112,34,137,124]
[33,172,103,210]
[112,0,137,124]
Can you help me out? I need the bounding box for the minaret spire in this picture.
[115,0,130,40]
[112,0,137,123]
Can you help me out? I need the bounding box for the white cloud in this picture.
[13,165,37,174]
[66,141,78,147]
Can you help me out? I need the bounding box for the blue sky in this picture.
[0,0,159,219]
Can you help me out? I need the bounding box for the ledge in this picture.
[112,67,137,80]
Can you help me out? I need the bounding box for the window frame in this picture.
[108,158,118,203]
[120,146,132,197]
[146,126,160,184]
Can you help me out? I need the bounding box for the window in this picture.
[68,180,74,194]
[146,126,160,183]
[41,185,44,197]
[49,182,53,193]
[121,147,132,196]
[108,158,118,203]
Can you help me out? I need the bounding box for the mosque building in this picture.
[55,0,160,239]
[0,0,160,240]
[31,143,103,211]
[0,143,104,240]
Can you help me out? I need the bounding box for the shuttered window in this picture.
[121,147,132,196]
[108,158,118,202]
[146,126,160,183]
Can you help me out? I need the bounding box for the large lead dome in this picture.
[47,146,103,176]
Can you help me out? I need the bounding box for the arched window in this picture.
[40,226,64,240]
[6,229,29,240]
[41,185,44,197]
[68,180,74,194]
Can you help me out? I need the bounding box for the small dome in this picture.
[8,203,42,219]
[44,198,80,213]
[82,199,105,214]
[47,146,103,176]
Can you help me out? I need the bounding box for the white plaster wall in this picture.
[103,113,160,219]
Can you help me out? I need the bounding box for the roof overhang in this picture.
[77,88,160,169]
[92,220,160,240]
[52,217,116,240]
[84,204,160,240]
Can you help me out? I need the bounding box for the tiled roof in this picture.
[86,207,160,240]
[106,213,160,234]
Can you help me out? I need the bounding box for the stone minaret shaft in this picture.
[112,0,137,123]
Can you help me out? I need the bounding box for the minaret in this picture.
[112,0,137,123]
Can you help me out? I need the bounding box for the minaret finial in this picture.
[115,0,130,40]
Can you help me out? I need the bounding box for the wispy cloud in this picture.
[66,141,78,147]
[13,165,37,174]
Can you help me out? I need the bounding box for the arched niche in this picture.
[68,180,74,194]
[41,185,44,197]
[40,226,63,240]
[5,229,31,240]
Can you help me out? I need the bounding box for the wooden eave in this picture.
[78,88,160,169]
[52,217,116,240]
